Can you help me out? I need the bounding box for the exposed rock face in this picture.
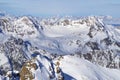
[20,59,37,80]
[0,37,27,78]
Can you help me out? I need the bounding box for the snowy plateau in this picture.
[0,14,120,80]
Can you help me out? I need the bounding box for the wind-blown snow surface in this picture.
[58,55,120,80]
[0,14,120,80]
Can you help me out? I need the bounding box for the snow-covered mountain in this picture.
[0,14,120,80]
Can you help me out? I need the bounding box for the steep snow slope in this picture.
[58,55,120,80]
[0,15,120,80]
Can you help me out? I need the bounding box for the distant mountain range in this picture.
[0,14,120,80]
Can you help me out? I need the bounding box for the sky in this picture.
[0,0,120,18]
